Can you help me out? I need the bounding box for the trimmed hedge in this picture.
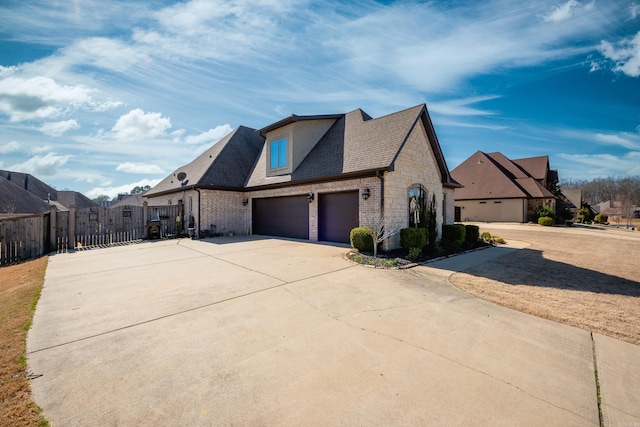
[350,227,374,252]
[538,216,554,226]
[442,224,466,249]
[464,224,480,245]
[400,227,427,251]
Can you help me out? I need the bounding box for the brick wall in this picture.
[383,118,447,249]
[246,176,380,241]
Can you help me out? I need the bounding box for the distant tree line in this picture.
[561,176,640,206]
[92,185,151,203]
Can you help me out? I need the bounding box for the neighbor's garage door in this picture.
[319,191,359,243]
[252,195,309,239]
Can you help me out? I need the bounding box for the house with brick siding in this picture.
[144,104,459,249]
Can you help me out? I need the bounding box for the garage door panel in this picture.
[253,196,309,239]
[319,191,359,243]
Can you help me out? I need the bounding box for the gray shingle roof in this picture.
[0,170,57,201]
[451,151,556,200]
[0,178,51,214]
[245,104,457,188]
[148,104,457,194]
[146,126,264,196]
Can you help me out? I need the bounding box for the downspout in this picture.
[376,170,384,212]
[195,187,201,238]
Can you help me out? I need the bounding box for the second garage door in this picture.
[319,191,359,243]
[252,195,309,239]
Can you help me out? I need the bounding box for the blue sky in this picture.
[1,0,639,198]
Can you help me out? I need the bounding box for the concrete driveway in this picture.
[27,236,635,426]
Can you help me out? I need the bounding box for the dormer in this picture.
[259,114,342,177]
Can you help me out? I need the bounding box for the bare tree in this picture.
[366,209,404,258]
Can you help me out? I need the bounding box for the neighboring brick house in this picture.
[144,104,459,249]
[450,151,558,222]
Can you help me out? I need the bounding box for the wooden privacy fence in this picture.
[0,213,48,266]
[0,203,178,265]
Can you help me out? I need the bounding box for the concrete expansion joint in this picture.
[590,332,604,427]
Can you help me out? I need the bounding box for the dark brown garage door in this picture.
[252,195,309,239]
[319,191,359,243]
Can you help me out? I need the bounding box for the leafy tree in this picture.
[93,194,111,202]
[130,185,151,195]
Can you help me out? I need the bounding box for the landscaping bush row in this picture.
[351,223,484,257]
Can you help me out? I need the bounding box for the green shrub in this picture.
[481,231,492,242]
[350,227,374,252]
[577,207,592,223]
[407,247,421,260]
[594,213,608,224]
[442,224,466,249]
[464,225,480,245]
[538,216,554,226]
[400,227,427,251]
[536,204,555,220]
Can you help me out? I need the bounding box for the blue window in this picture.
[270,138,287,169]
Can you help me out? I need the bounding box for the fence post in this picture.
[49,205,57,253]
[142,201,149,239]
[69,204,76,250]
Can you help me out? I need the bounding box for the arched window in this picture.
[408,184,427,227]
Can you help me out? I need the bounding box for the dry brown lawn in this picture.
[0,257,49,427]
[450,225,640,345]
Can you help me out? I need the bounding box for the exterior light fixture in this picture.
[362,188,370,200]
[242,198,249,206]
[308,192,314,203]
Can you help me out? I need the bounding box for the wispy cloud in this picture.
[10,152,71,176]
[116,162,164,174]
[39,119,79,136]
[543,0,586,23]
[0,141,21,154]
[559,151,640,178]
[595,132,640,150]
[429,96,501,116]
[630,3,640,20]
[183,124,233,145]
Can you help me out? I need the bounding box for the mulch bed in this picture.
[346,240,493,269]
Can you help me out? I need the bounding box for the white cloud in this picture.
[0,141,21,154]
[39,119,79,136]
[599,31,640,77]
[110,109,172,141]
[86,178,161,199]
[116,162,164,174]
[630,3,640,20]
[10,153,72,176]
[184,124,233,145]
[544,0,580,22]
[0,75,93,122]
